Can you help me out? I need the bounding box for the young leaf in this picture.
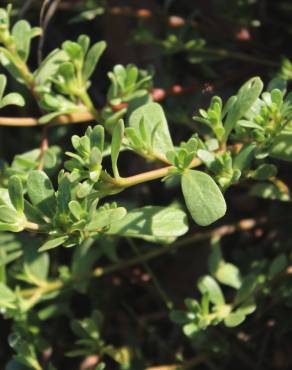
[83,41,106,81]
[34,49,68,85]
[198,275,225,306]
[111,119,124,178]
[39,235,69,252]
[216,263,242,289]
[181,170,226,226]
[77,34,90,54]
[62,41,83,63]
[224,312,245,327]
[27,171,57,218]
[224,77,263,140]
[8,176,24,213]
[69,201,84,220]
[11,20,32,61]
[0,93,25,108]
[129,103,173,155]
[90,125,104,152]
[87,207,127,231]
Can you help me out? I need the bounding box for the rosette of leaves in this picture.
[101,64,153,129]
[65,125,105,184]
[194,77,264,144]
[37,35,106,123]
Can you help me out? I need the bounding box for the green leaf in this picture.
[224,312,245,327]
[90,125,104,152]
[169,310,190,324]
[235,274,258,305]
[27,171,57,218]
[77,34,90,54]
[12,20,32,61]
[224,77,263,140]
[270,132,292,161]
[62,41,83,63]
[0,74,7,100]
[0,206,19,223]
[39,236,69,252]
[0,222,23,232]
[268,254,288,279]
[236,299,256,316]
[23,245,49,283]
[71,239,99,279]
[250,182,290,202]
[183,322,199,336]
[34,49,68,85]
[57,176,71,215]
[83,41,106,81]
[181,170,226,226]
[198,275,225,306]
[0,282,15,308]
[0,93,25,108]
[8,176,24,213]
[129,103,173,155]
[107,206,189,243]
[87,207,127,231]
[69,201,84,220]
[233,143,256,171]
[104,346,130,366]
[111,119,124,178]
[24,201,45,224]
[0,47,25,83]
[209,242,242,289]
[250,164,277,180]
[216,263,242,289]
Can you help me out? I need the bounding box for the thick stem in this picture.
[100,157,202,190]
[0,111,93,127]
[79,91,101,122]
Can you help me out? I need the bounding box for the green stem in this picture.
[0,39,36,94]
[100,156,201,191]
[80,90,100,122]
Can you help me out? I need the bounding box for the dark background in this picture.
[0,1,292,369]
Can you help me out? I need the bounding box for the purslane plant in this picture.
[0,5,292,369]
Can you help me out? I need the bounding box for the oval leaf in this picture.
[8,176,24,213]
[129,103,173,155]
[181,170,226,226]
[27,171,56,218]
